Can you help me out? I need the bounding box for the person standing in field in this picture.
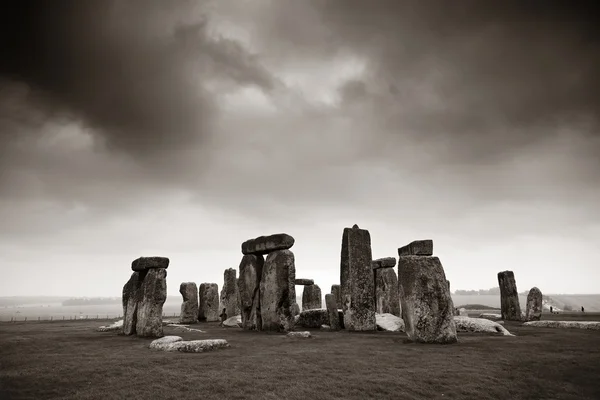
[550,306,553,313]
[219,308,227,327]
[582,306,585,313]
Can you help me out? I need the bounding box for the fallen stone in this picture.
[131,256,169,272]
[241,233,295,255]
[238,254,264,330]
[454,317,514,336]
[398,256,457,344]
[375,267,401,317]
[198,283,220,322]
[179,282,199,324]
[398,240,433,257]
[287,331,311,338]
[150,337,230,352]
[498,270,522,321]
[375,313,405,332]
[523,321,600,330]
[371,257,397,269]
[302,284,322,310]
[219,268,241,320]
[122,272,141,335]
[149,335,183,350]
[296,309,328,328]
[340,224,376,331]
[525,287,543,322]
[165,324,206,333]
[98,320,124,332]
[478,313,503,321]
[260,249,295,331]
[223,315,242,328]
[136,268,167,338]
[295,278,314,286]
[325,294,341,331]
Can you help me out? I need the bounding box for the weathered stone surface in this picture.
[287,331,311,338]
[340,225,376,331]
[497,270,522,321]
[237,254,264,330]
[325,294,341,330]
[375,267,401,317]
[288,255,297,324]
[122,272,141,335]
[523,321,600,330]
[131,256,169,272]
[302,284,322,310]
[149,336,230,352]
[198,283,219,322]
[219,268,241,319]
[331,284,342,309]
[136,268,168,338]
[260,249,295,331]
[375,313,405,332]
[98,320,123,332]
[291,303,300,317]
[525,287,543,322]
[478,313,502,321]
[454,317,513,336]
[371,257,397,269]
[296,308,332,329]
[223,315,242,328]
[398,256,457,344]
[398,240,433,257]
[241,233,295,255]
[179,282,198,324]
[295,278,314,286]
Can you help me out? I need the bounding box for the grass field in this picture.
[2,316,600,400]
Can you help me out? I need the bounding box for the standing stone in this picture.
[398,240,433,257]
[375,268,401,317]
[179,282,198,324]
[331,284,342,309]
[136,268,168,338]
[525,287,543,321]
[447,280,450,292]
[398,255,457,344]
[325,294,341,330]
[288,256,297,321]
[122,272,141,335]
[291,303,300,317]
[340,224,376,331]
[497,270,522,321]
[219,268,241,319]
[260,249,295,331]
[237,254,264,330]
[302,284,322,310]
[198,283,219,322]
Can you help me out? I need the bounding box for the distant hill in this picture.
[0,296,70,307]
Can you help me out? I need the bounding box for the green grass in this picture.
[1,318,600,400]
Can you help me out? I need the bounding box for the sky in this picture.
[1,0,599,297]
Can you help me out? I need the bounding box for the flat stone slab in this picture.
[287,331,312,338]
[241,233,295,255]
[131,256,169,271]
[375,313,405,332]
[97,320,123,332]
[371,257,397,269]
[398,240,433,257]
[149,336,230,352]
[523,321,600,330]
[294,278,314,286]
[223,315,242,327]
[454,317,514,336]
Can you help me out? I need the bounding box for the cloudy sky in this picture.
[1,0,598,297]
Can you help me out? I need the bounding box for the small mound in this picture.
[478,313,502,321]
[150,336,230,352]
[375,313,405,332]
[223,315,242,328]
[454,317,514,336]
[523,321,600,330]
[456,304,498,310]
[97,320,123,332]
[287,331,311,338]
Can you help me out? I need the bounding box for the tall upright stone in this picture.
[340,224,376,331]
[238,254,264,330]
[398,241,457,344]
[219,268,241,318]
[497,270,522,321]
[122,272,141,335]
[260,249,295,331]
[375,268,401,317]
[179,282,198,324]
[325,294,341,330]
[136,268,168,338]
[302,284,322,310]
[525,287,543,321]
[198,283,219,322]
[288,256,297,319]
[331,284,342,309]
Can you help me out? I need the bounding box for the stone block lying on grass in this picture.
[149,336,230,352]
[454,317,514,336]
[478,313,502,321]
[296,309,344,329]
[287,331,311,338]
[523,321,600,330]
[223,315,242,328]
[97,320,123,332]
[165,324,206,333]
[375,313,405,332]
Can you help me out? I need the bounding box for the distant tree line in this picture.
[62,297,121,306]
[454,287,501,295]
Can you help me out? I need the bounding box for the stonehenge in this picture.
[398,241,457,344]
[219,268,241,319]
[497,270,522,321]
[179,282,198,324]
[260,249,296,331]
[340,224,376,331]
[525,287,543,321]
[237,255,264,330]
[198,283,219,322]
[302,284,322,310]
[123,256,169,338]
